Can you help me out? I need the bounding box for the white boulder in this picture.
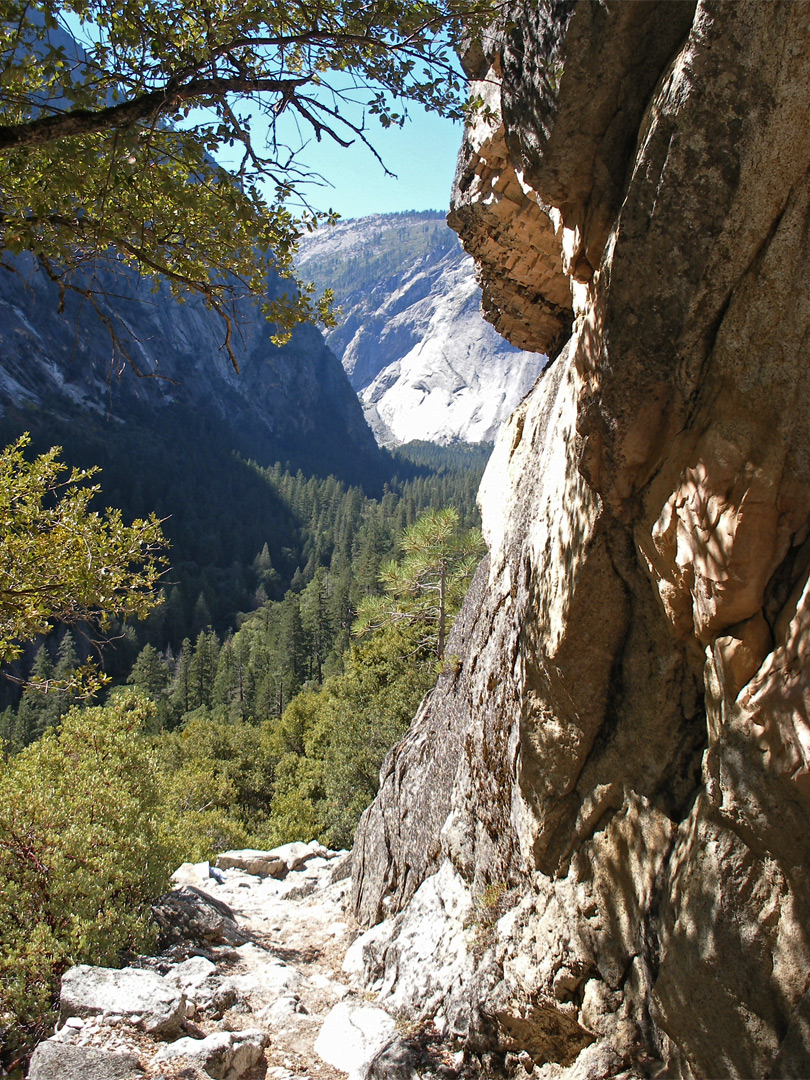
[162,955,217,994]
[171,860,214,886]
[153,1029,268,1079]
[314,1000,398,1076]
[27,1042,144,1080]
[58,965,186,1036]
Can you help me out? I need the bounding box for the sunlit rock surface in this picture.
[296,213,546,445]
[351,2,810,1077]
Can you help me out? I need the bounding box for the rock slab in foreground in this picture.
[27,1043,145,1080]
[216,848,287,878]
[315,1000,398,1076]
[153,1029,269,1079]
[59,965,186,1036]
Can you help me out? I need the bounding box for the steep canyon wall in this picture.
[350,3,810,1077]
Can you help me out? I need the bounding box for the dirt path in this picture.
[31,847,398,1080]
[204,854,359,1080]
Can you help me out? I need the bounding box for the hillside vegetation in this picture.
[0,434,489,1062]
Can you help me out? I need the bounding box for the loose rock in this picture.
[27,1043,145,1080]
[152,885,247,949]
[314,1000,398,1075]
[153,1029,268,1080]
[59,965,186,1037]
[215,849,287,878]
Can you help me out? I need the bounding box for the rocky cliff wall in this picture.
[350,3,810,1077]
[0,253,379,481]
[296,213,547,447]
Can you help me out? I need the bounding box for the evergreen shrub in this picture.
[0,691,175,1066]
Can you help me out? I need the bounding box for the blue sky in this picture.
[274,108,465,221]
[62,10,465,223]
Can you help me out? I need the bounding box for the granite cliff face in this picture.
[296,213,546,446]
[0,254,379,482]
[349,3,810,1078]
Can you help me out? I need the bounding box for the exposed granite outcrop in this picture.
[351,2,810,1077]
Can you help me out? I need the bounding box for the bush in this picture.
[264,623,436,849]
[152,708,277,862]
[0,692,175,1068]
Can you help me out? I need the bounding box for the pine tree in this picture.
[252,543,279,594]
[231,633,255,720]
[190,593,212,638]
[128,644,171,701]
[54,631,79,684]
[16,645,61,744]
[212,638,236,711]
[163,587,187,650]
[0,706,20,753]
[282,597,307,678]
[169,638,193,724]
[354,518,392,596]
[301,568,334,683]
[354,507,485,660]
[188,629,220,711]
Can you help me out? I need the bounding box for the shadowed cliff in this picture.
[349,3,810,1077]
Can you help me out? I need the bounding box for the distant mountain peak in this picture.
[296,213,547,446]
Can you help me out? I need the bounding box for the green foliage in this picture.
[394,439,493,475]
[0,434,167,681]
[110,504,482,861]
[0,691,176,1064]
[319,623,437,845]
[261,507,485,850]
[152,709,277,862]
[4,633,84,750]
[0,0,495,357]
[0,410,492,1066]
[354,506,485,658]
[0,408,488,678]
[128,642,170,699]
[466,881,513,957]
[264,620,436,849]
[0,437,488,881]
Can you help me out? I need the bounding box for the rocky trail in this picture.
[26,843,445,1080]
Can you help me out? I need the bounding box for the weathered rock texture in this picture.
[351,2,810,1077]
[32,847,358,1080]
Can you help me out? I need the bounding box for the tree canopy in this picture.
[0,0,494,363]
[354,505,484,658]
[0,692,175,1062]
[0,434,167,676]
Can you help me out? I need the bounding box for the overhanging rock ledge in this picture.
[350,3,810,1077]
